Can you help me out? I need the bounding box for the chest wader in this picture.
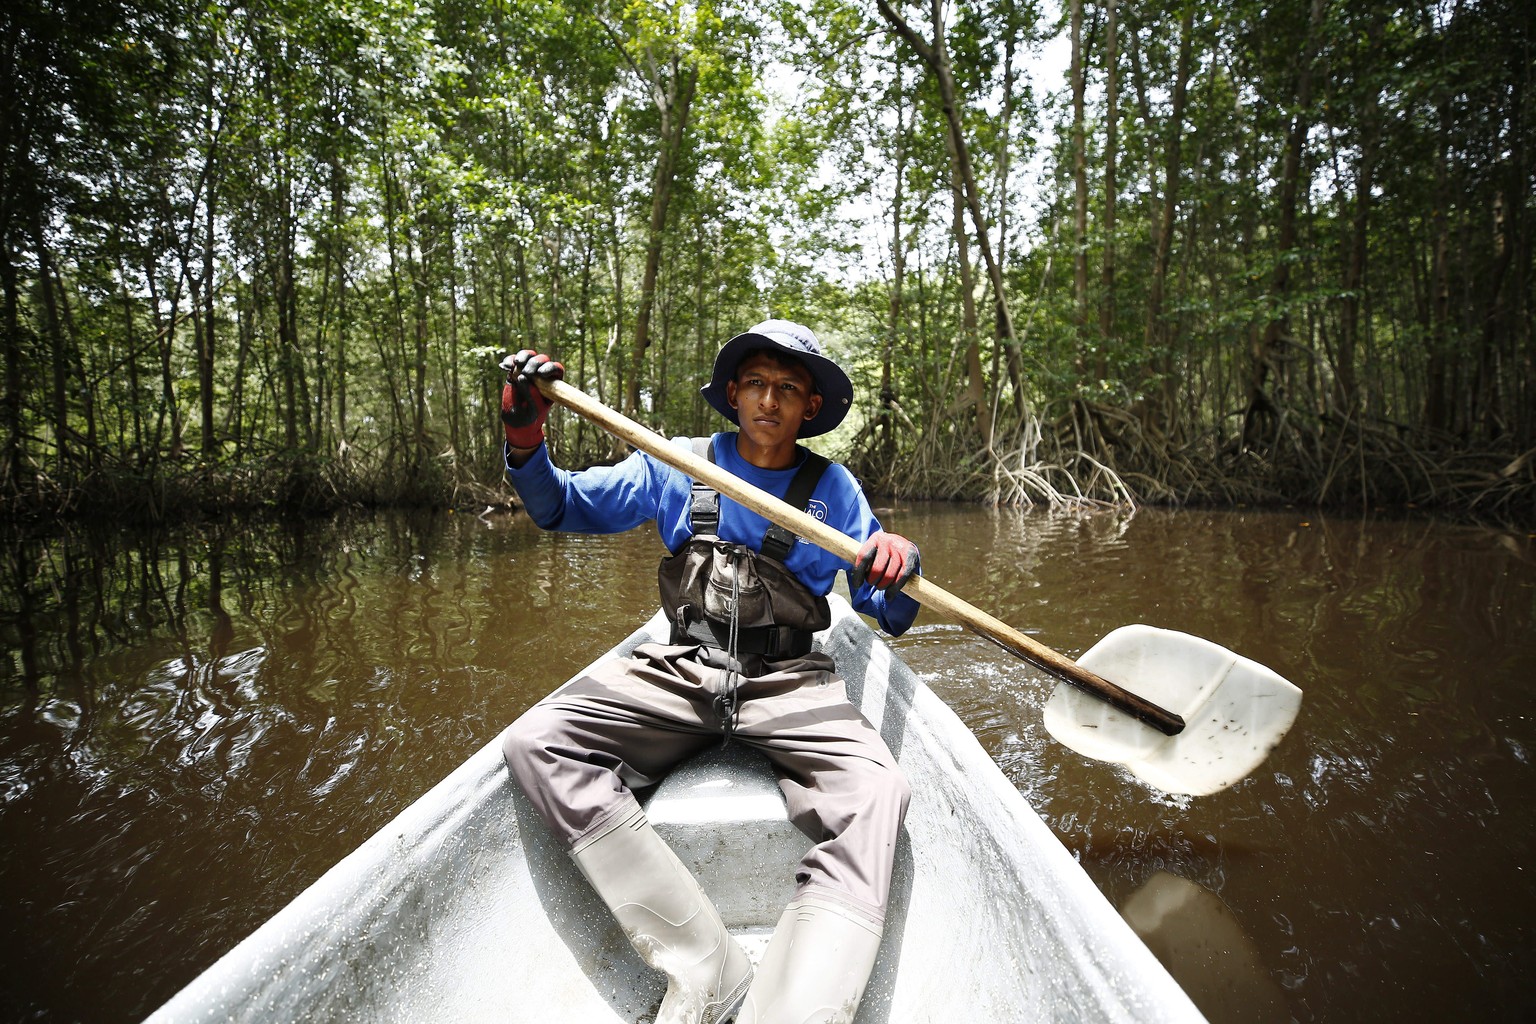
[647,441,888,1024]
[565,434,816,1024]
[656,438,831,740]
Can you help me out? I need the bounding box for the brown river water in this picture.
[2,504,1534,1022]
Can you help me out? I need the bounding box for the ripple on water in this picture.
[4,506,1536,1024]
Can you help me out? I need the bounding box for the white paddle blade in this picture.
[1043,625,1303,797]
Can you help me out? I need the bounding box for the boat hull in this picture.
[146,596,1205,1023]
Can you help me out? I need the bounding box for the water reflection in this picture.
[0,512,652,1022]
[1121,870,1288,1023]
[3,507,1536,1023]
[882,506,1536,1024]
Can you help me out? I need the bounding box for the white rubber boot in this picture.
[571,807,752,1024]
[737,894,884,1024]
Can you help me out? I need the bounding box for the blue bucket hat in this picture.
[699,319,854,438]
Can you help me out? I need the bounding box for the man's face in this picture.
[726,352,823,450]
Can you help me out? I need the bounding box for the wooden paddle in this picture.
[534,378,1303,795]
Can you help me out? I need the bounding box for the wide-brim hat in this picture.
[699,319,853,438]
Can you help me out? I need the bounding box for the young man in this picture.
[499,319,920,1024]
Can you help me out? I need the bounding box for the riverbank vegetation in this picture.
[3,0,1532,527]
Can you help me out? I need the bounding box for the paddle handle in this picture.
[539,378,1186,736]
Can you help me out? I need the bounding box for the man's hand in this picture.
[852,531,920,595]
[500,350,565,449]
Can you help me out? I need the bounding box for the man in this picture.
[499,319,921,1024]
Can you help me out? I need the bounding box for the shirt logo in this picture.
[805,499,829,522]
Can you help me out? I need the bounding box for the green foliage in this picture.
[1,0,1530,522]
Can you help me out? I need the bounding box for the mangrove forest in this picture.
[2,0,1532,525]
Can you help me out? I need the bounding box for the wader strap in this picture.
[671,619,816,660]
[763,449,830,561]
[689,437,721,536]
[686,436,831,561]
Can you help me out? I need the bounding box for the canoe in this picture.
[145,595,1207,1023]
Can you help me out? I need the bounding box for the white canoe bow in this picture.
[146,595,1206,1023]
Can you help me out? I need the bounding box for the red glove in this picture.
[500,350,564,449]
[852,531,921,594]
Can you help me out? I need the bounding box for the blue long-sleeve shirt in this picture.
[505,432,920,636]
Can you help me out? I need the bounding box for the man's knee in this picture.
[843,758,910,831]
[501,706,556,791]
[890,767,912,819]
[876,763,912,829]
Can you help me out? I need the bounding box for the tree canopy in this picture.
[3,0,1531,524]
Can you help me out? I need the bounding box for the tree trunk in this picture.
[229,283,251,457]
[275,169,302,454]
[1098,0,1119,382]
[608,201,625,415]
[198,71,218,459]
[446,214,463,464]
[1,240,23,490]
[411,205,430,455]
[953,166,992,445]
[996,12,1017,275]
[31,212,73,476]
[1244,0,1326,447]
[110,228,146,458]
[331,150,349,445]
[1142,5,1193,434]
[1329,13,1383,418]
[626,61,698,420]
[884,64,910,462]
[380,155,412,447]
[1476,188,1515,440]
[876,0,1023,412]
[1071,0,1090,367]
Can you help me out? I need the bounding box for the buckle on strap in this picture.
[670,618,814,659]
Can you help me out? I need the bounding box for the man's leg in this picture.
[503,642,725,843]
[731,654,910,1024]
[502,643,751,1024]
